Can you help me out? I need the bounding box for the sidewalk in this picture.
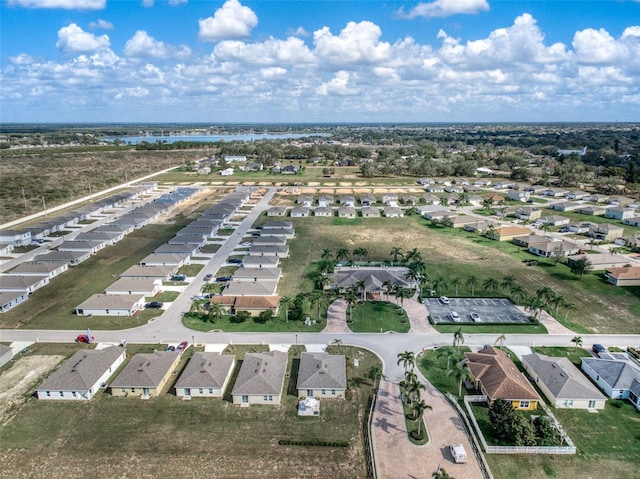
[373,379,483,479]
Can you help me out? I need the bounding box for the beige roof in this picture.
[0,275,48,290]
[231,350,287,396]
[222,281,278,296]
[110,351,180,389]
[465,347,541,402]
[210,295,280,310]
[76,293,144,311]
[297,352,346,390]
[242,256,280,267]
[175,353,235,389]
[105,277,159,293]
[606,266,640,280]
[120,265,175,278]
[8,262,63,275]
[232,268,282,281]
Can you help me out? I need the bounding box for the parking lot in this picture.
[424,297,530,324]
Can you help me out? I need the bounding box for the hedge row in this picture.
[278,439,350,447]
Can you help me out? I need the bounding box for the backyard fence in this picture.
[363,390,379,479]
[462,395,576,455]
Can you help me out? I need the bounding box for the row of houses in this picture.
[73,190,248,317]
[35,347,347,405]
[268,205,406,219]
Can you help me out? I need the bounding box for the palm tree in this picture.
[280,296,294,322]
[411,399,432,436]
[524,295,545,320]
[382,280,394,301]
[501,275,516,291]
[321,248,333,260]
[359,247,369,262]
[466,275,479,296]
[483,277,499,294]
[207,302,225,323]
[536,286,555,306]
[449,362,472,396]
[356,279,367,302]
[201,282,218,295]
[336,248,350,263]
[397,351,416,372]
[494,333,507,350]
[407,378,426,405]
[308,290,325,321]
[344,291,358,323]
[450,277,461,296]
[189,300,206,317]
[563,301,577,321]
[510,284,526,303]
[453,327,464,351]
[549,293,564,317]
[432,276,447,294]
[397,287,414,307]
[390,246,403,265]
[571,336,583,351]
[352,247,363,262]
[405,247,422,263]
[432,467,455,479]
[408,260,427,275]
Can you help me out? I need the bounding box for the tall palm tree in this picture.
[390,246,403,265]
[483,277,499,294]
[405,247,422,263]
[407,379,426,405]
[450,277,461,296]
[563,301,577,321]
[382,280,394,301]
[352,247,363,262]
[411,399,432,436]
[397,351,416,372]
[359,247,369,262]
[510,284,525,303]
[207,302,225,323]
[536,286,555,306]
[308,290,325,320]
[438,346,461,370]
[344,291,358,323]
[501,275,516,291]
[336,248,350,263]
[321,248,333,260]
[449,362,472,396]
[397,287,414,307]
[453,327,464,351]
[571,336,583,351]
[495,333,507,350]
[432,276,447,294]
[549,293,564,317]
[280,296,294,323]
[356,279,367,302]
[466,275,479,296]
[408,260,427,275]
[189,300,206,316]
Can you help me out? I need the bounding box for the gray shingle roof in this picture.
[111,351,180,388]
[231,350,287,396]
[582,358,640,390]
[523,353,606,401]
[334,268,410,291]
[297,352,346,390]
[37,346,125,392]
[232,268,282,281]
[175,353,235,389]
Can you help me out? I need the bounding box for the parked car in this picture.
[592,343,607,354]
[469,312,480,322]
[171,274,186,281]
[203,274,213,281]
[216,276,232,282]
[228,258,243,264]
[146,301,163,309]
[449,311,460,322]
[166,345,176,352]
[558,227,570,233]
[75,334,94,344]
[449,444,467,464]
[177,341,189,352]
[439,296,450,305]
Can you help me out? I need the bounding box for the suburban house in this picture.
[588,193,609,203]
[514,206,542,221]
[604,266,640,286]
[266,207,288,217]
[36,346,126,401]
[0,229,31,246]
[485,226,532,242]
[464,346,541,410]
[401,195,419,205]
[541,215,570,226]
[541,188,569,197]
[566,253,629,271]
[423,209,455,221]
[576,205,606,216]
[445,185,464,194]
[622,216,640,227]
[550,202,581,212]
[154,243,201,256]
[384,207,404,218]
[483,193,505,205]
[314,207,334,217]
[588,223,624,242]
[297,352,347,399]
[111,351,181,398]
[605,207,636,220]
[464,220,497,234]
[449,216,477,228]
[75,231,124,245]
[425,184,444,193]
[175,353,236,398]
[168,234,208,247]
[34,250,91,266]
[507,190,530,202]
[607,195,634,207]
[317,195,334,207]
[581,357,640,410]
[281,164,299,174]
[361,207,381,218]
[290,207,310,218]
[382,193,398,205]
[0,291,29,313]
[8,262,68,279]
[105,277,162,296]
[242,256,280,269]
[232,268,282,282]
[337,206,357,218]
[0,274,50,294]
[566,191,589,200]
[120,264,176,280]
[263,221,293,230]
[524,185,546,194]
[249,244,289,257]
[568,222,595,234]
[252,235,286,246]
[528,240,581,258]
[222,280,278,296]
[360,195,376,206]
[231,350,288,405]
[0,243,14,256]
[333,267,414,297]
[224,155,246,162]
[139,253,189,268]
[57,240,106,255]
[210,295,279,316]
[422,195,441,205]
[339,196,356,207]
[219,168,234,176]
[522,353,606,409]
[75,294,145,316]
[297,195,313,207]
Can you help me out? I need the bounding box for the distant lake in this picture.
[106,133,329,144]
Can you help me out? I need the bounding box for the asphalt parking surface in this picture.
[424,297,530,324]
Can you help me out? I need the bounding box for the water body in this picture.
[107,133,329,144]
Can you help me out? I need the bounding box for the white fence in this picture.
[463,395,576,455]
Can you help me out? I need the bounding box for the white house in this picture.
[8,262,68,279]
[581,357,640,410]
[105,277,162,296]
[0,275,50,294]
[219,168,234,176]
[507,190,530,202]
[75,294,145,316]
[0,291,29,313]
[605,207,635,220]
[36,346,126,401]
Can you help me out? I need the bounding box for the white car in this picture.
[469,312,480,322]
[450,443,467,463]
[439,296,450,305]
[449,311,460,322]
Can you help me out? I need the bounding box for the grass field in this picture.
[182,312,325,333]
[0,344,380,479]
[276,216,640,334]
[433,323,548,334]
[530,346,591,366]
[349,301,410,333]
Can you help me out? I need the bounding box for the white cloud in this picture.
[169,0,188,4]
[573,28,626,64]
[198,0,258,41]
[288,26,309,37]
[124,30,191,59]
[6,0,104,9]
[56,23,110,53]
[115,87,150,100]
[142,0,154,7]
[9,53,36,65]
[260,67,287,78]
[214,37,313,65]
[88,19,113,30]
[400,0,489,19]
[317,71,359,96]
[313,21,391,65]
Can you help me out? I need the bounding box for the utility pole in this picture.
[22,188,28,212]
[42,196,47,217]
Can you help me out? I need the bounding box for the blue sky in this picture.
[1,0,639,123]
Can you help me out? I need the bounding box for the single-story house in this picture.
[314,207,334,217]
[513,234,548,248]
[242,255,280,269]
[290,207,310,218]
[581,358,640,410]
[56,240,103,255]
[119,265,177,280]
[175,353,236,398]
[589,223,624,242]
[317,195,334,207]
[568,222,595,234]
[485,226,532,242]
[232,268,282,282]
[154,243,201,256]
[423,209,455,221]
[297,352,347,400]
[465,346,541,410]
[464,221,497,234]
[219,168,234,176]
[360,195,376,206]
[168,234,208,247]
[105,277,162,296]
[418,177,435,185]
[210,295,280,316]
[252,235,287,246]
[550,202,581,212]
[111,351,181,398]
[607,196,635,207]
[566,253,629,271]
[566,191,589,200]
[33,250,91,266]
[483,193,505,205]
[249,244,289,257]
[231,350,288,405]
[576,205,607,216]
[339,196,356,207]
[522,353,606,409]
[0,291,29,313]
[507,190,530,202]
[337,206,357,218]
[382,193,398,205]
[75,293,145,316]
[401,195,419,205]
[384,207,404,218]
[622,216,640,227]
[445,185,464,194]
[36,346,126,401]
[297,195,314,207]
[0,229,31,246]
[281,164,299,174]
[492,182,514,190]
[361,206,381,218]
[588,193,609,203]
[266,207,288,217]
[529,240,581,258]
[524,185,547,194]
[541,215,570,226]
[333,267,414,295]
[263,221,292,229]
[514,207,542,221]
[0,274,50,294]
[474,179,492,187]
[605,207,636,220]
[8,262,68,279]
[604,266,640,286]
[541,188,569,197]
[139,253,189,268]
[75,230,124,245]
[222,280,278,296]
[449,216,477,228]
[0,243,14,256]
[423,194,441,205]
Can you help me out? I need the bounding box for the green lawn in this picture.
[469,402,545,447]
[530,346,591,366]
[200,243,221,253]
[540,207,640,236]
[348,301,410,333]
[0,344,380,479]
[151,291,180,303]
[434,323,548,334]
[182,312,325,333]
[178,263,204,276]
[417,346,472,397]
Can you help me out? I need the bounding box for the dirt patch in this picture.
[0,355,64,425]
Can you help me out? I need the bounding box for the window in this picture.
[59,392,64,397]
[199,388,203,394]
[209,389,214,394]
[331,390,336,395]
[519,400,530,409]
[131,388,135,393]
[563,399,573,407]
[46,391,51,397]
[321,389,326,395]
[121,388,126,394]
[588,400,597,408]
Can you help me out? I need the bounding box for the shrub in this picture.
[278,439,349,447]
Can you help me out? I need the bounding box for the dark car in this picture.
[203,274,213,281]
[592,343,607,354]
[216,276,231,282]
[75,334,94,344]
[177,341,189,352]
[228,258,243,264]
[559,227,570,233]
[166,345,176,352]
[146,301,163,309]
[170,274,186,281]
